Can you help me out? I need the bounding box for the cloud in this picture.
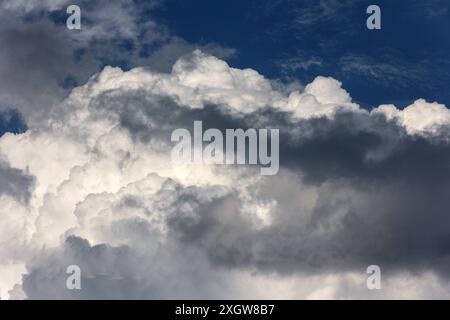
[2,51,450,299]
[338,53,439,89]
[293,0,354,26]
[0,0,235,125]
[277,55,323,73]
[0,161,34,203]
[373,99,450,135]
[406,0,450,18]
[0,0,70,12]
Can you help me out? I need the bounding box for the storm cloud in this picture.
[1,49,450,299]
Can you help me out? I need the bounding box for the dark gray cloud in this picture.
[23,236,145,299]
[47,83,450,279]
[23,229,246,299]
[0,161,34,203]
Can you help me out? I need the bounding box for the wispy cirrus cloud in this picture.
[338,53,425,88]
[338,51,450,91]
[293,0,353,26]
[405,0,450,18]
[277,54,324,73]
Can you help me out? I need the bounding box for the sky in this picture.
[1,0,450,300]
[160,0,450,108]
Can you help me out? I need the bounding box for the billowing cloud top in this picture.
[2,51,450,300]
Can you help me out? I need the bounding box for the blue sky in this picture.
[0,109,27,136]
[1,0,449,135]
[157,0,450,108]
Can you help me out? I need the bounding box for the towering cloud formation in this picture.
[2,51,450,299]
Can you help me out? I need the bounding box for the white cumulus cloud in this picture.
[1,51,450,299]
